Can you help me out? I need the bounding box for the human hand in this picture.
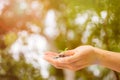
[44,45,97,71]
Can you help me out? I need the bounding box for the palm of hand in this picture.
[44,45,96,71]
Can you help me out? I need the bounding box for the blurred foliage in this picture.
[48,66,64,80]
[4,32,17,47]
[0,50,43,80]
[0,0,120,80]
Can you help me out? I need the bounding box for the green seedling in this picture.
[58,48,68,53]
[54,48,68,59]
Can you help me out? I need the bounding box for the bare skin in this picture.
[44,45,120,72]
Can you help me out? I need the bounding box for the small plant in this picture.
[54,48,68,59]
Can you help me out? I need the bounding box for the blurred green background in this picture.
[0,0,120,80]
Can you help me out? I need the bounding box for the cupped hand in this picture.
[44,45,97,71]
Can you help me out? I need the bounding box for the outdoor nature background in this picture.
[0,0,120,80]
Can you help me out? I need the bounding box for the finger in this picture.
[44,54,62,66]
[44,54,55,62]
[59,50,74,56]
[70,61,89,68]
[71,65,87,71]
[57,54,80,64]
[54,62,87,71]
[44,51,58,56]
[55,50,77,64]
[53,64,70,69]
[74,64,89,71]
[44,52,58,59]
[68,61,90,71]
[44,54,72,69]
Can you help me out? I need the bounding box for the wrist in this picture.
[93,47,107,65]
[89,46,100,65]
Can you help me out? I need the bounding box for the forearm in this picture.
[94,47,120,72]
